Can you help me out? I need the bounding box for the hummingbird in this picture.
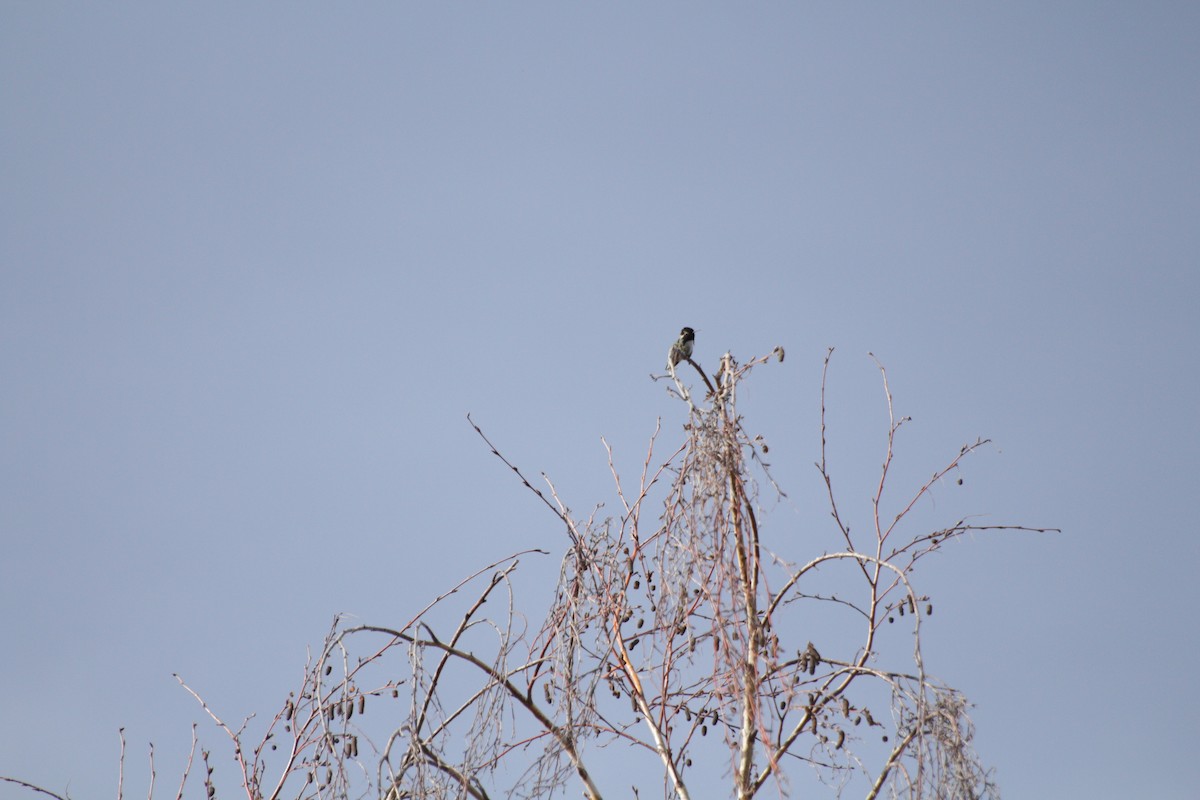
[667,326,695,369]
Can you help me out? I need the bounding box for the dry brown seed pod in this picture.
[927,604,933,616]
[358,695,365,714]
[835,729,845,749]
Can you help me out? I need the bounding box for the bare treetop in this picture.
[4,347,1055,800]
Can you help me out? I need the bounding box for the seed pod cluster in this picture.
[797,642,821,676]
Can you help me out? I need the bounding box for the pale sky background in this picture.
[3,3,1198,798]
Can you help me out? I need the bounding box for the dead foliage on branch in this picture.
[4,347,1056,800]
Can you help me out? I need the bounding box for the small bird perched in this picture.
[667,326,695,369]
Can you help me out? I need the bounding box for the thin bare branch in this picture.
[0,778,70,800]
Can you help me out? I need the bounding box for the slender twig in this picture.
[146,743,155,800]
[0,778,70,800]
[173,726,198,800]
[172,676,254,798]
[117,728,126,800]
[865,725,922,800]
[468,413,581,546]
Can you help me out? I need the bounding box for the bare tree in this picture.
[4,347,1054,800]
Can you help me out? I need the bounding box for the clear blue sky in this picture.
[3,4,1197,798]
